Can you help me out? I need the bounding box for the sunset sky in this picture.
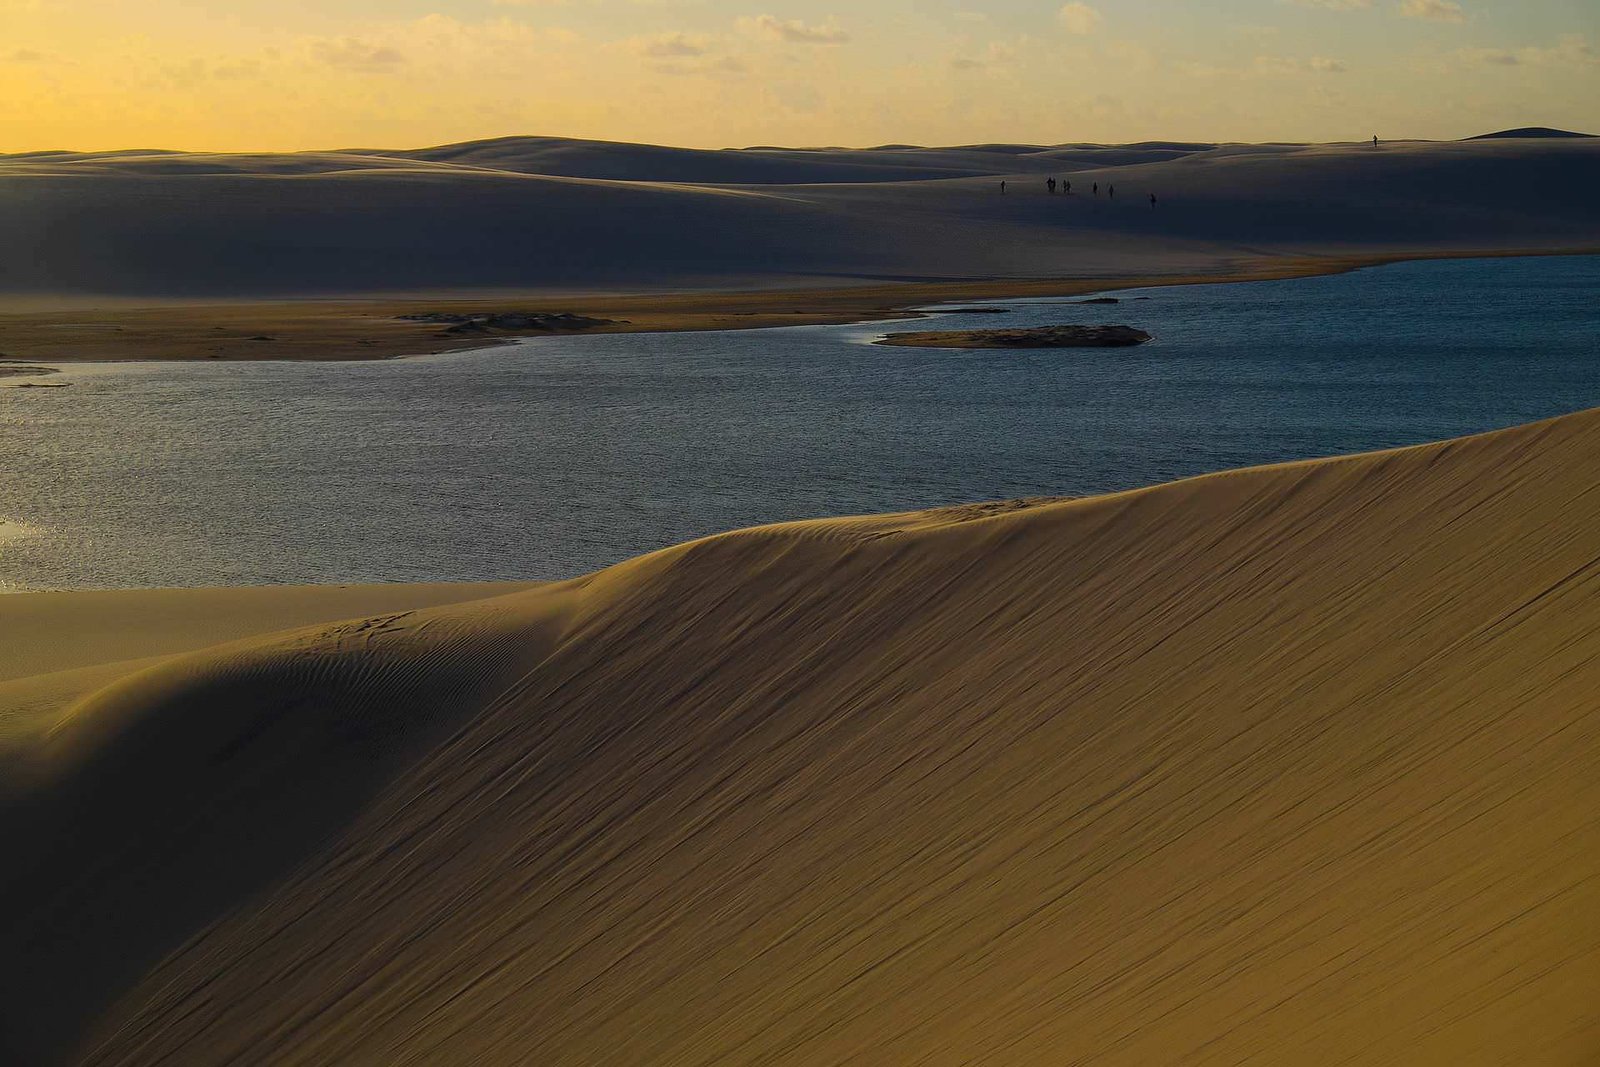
[2,0,1595,152]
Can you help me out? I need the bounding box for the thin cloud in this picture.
[307,37,407,73]
[740,15,848,45]
[651,55,747,76]
[1399,0,1466,23]
[1255,54,1349,74]
[1058,2,1102,35]
[1458,35,1596,68]
[952,41,1018,71]
[632,32,710,57]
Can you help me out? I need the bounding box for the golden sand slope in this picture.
[0,583,534,757]
[6,411,1600,1065]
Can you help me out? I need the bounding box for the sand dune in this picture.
[4,407,1599,1064]
[0,582,535,763]
[2,134,1596,298]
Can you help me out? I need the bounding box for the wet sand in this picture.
[2,249,1592,364]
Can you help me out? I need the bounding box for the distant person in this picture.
[1150,192,1157,208]
[1001,180,1007,194]
[1064,180,1072,194]
[1093,182,1099,196]
[1047,177,1057,194]
[1373,135,1379,148]
[1109,184,1115,199]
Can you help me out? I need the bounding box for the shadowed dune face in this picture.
[0,585,575,1067]
[1,137,1597,297]
[5,410,1600,1064]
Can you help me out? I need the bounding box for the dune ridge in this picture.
[2,135,1598,300]
[4,405,1600,1063]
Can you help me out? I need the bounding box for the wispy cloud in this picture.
[739,15,848,45]
[306,37,407,73]
[1399,0,1466,23]
[1255,54,1349,74]
[651,55,747,76]
[952,41,1018,71]
[631,31,710,57]
[1058,2,1102,35]
[1457,34,1596,68]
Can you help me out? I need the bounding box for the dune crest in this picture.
[3,136,1598,298]
[6,409,1600,1064]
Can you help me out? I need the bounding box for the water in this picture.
[2,255,1597,591]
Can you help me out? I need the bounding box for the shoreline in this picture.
[2,246,1596,364]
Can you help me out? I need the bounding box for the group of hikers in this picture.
[999,177,1158,207]
[994,135,1381,205]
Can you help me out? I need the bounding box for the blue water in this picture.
[2,255,1598,591]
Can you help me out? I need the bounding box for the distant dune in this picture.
[1468,126,1594,139]
[5,407,1600,1064]
[2,134,1597,298]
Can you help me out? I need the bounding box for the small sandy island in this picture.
[877,324,1152,349]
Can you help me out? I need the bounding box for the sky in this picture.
[1,0,1596,151]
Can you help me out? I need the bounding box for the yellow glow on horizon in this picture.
[1,0,1595,152]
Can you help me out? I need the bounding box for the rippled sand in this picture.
[5,407,1599,1064]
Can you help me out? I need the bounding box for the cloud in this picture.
[1058,2,1101,35]
[1457,35,1596,68]
[1460,48,1518,65]
[631,31,710,57]
[1399,0,1465,23]
[1255,54,1348,75]
[3,48,50,63]
[650,55,747,76]
[389,14,581,56]
[739,15,848,44]
[306,37,407,73]
[951,41,1018,71]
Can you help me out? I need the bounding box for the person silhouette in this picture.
[1064,180,1072,194]
[1150,192,1157,208]
[1093,182,1099,196]
[1373,135,1379,148]
[1000,180,1007,194]
[1109,184,1115,199]
[1047,177,1057,194]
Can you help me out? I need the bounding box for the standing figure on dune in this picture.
[1374,135,1379,147]
[1109,184,1115,200]
[1047,177,1057,194]
[1093,182,1099,196]
[1150,192,1157,208]
[1064,180,1072,194]
[1000,180,1007,194]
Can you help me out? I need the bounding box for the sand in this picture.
[4,407,1599,1064]
[2,133,1599,361]
[0,583,536,758]
[0,260,1350,363]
